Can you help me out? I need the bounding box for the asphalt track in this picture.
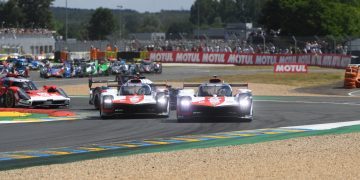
[1,67,359,153]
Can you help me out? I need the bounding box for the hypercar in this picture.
[176,76,253,122]
[0,74,70,108]
[111,60,129,75]
[11,58,30,78]
[40,63,65,78]
[88,74,133,109]
[98,60,111,76]
[98,76,170,119]
[138,60,155,73]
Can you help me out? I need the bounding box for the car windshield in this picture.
[142,61,152,65]
[120,84,151,95]
[198,85,232,97]
[12,81,38,91]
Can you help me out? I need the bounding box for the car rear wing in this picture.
[229,83,249,88]
[183,83,202,88]
[88,75,134,89]
[183,83,248,88]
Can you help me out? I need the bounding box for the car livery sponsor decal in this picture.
[192,96,225,107]
[113,95,145,104]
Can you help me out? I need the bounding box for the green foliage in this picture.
[259,0,360,36]
[88,8,117,40]
[0,0,25,27]
[0,0,54,28]
[166,21,194,39]
[189,0,267,27]
[190,0,218,25]
[18,0,54,28]
[52,8,190,40]
[139,14,162,32]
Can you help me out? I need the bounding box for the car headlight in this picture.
[239,97,251,107]
[180,99,191,107]
[157,96,167,105]
[103,96,113,109]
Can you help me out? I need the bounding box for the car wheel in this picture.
[238,110,253,122]
[158,101,170,118]
[94,95,100,110]
[100,108,111,119]
[4,90,16,108]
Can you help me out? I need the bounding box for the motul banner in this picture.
[274,63,308,73]
[149,51,351,69]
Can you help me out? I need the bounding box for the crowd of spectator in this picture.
[0,28,54,35]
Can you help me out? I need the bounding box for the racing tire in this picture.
[238,109,253,122]
[4,90,16,108]
[344,78,355,82]
[344,82,356,86]
[345,73,356,78]
[158,101,170,118]
[240,117,253,122]
[94,95,100,110]
[100,108,112,119]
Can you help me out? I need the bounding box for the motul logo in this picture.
[274,64,308,73]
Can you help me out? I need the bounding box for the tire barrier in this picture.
[344,65,360,89]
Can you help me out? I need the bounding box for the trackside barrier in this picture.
[149,52,351,69]
[344,64,360,89]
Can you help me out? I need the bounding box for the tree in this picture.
[166,21,194,39]
[17,0,54,28]
[190,0,218,26]
[88,8,117,40]
[259,0,360,36]
[219,0,237,23]
[0,0,25,28]
[139,14,162,32]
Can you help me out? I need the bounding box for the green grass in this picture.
[174,72,344,87]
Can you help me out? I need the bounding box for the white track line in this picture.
[282,120,360,130]
[348,90,360,96]
[255,100,360,106]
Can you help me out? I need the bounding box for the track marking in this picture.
[282,120,360,130]
[348,90,360,96]
[1,120,359,163]
[255,99,360,106]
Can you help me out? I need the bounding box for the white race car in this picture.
[176,76,253,122]
[99,76,170,119]
[0,74,70,108]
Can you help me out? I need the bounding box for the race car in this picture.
[0,74,70,108]
[176,76,253,122]
[97,76,170,119]
[88,74,133,109]
[111,60,129,75]
[154,61,162,74]
[40,63,65,78]
[138,60,155,73]
[98,59,111,76]
[12,58,30,78]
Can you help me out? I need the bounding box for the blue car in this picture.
[63,61,74,78]
[13,58,29,77]
[27,58,44,70]
[40,64,65,78]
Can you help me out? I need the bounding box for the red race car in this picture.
[0,74,70,108]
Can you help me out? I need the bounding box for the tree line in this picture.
[0,0,359,41]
